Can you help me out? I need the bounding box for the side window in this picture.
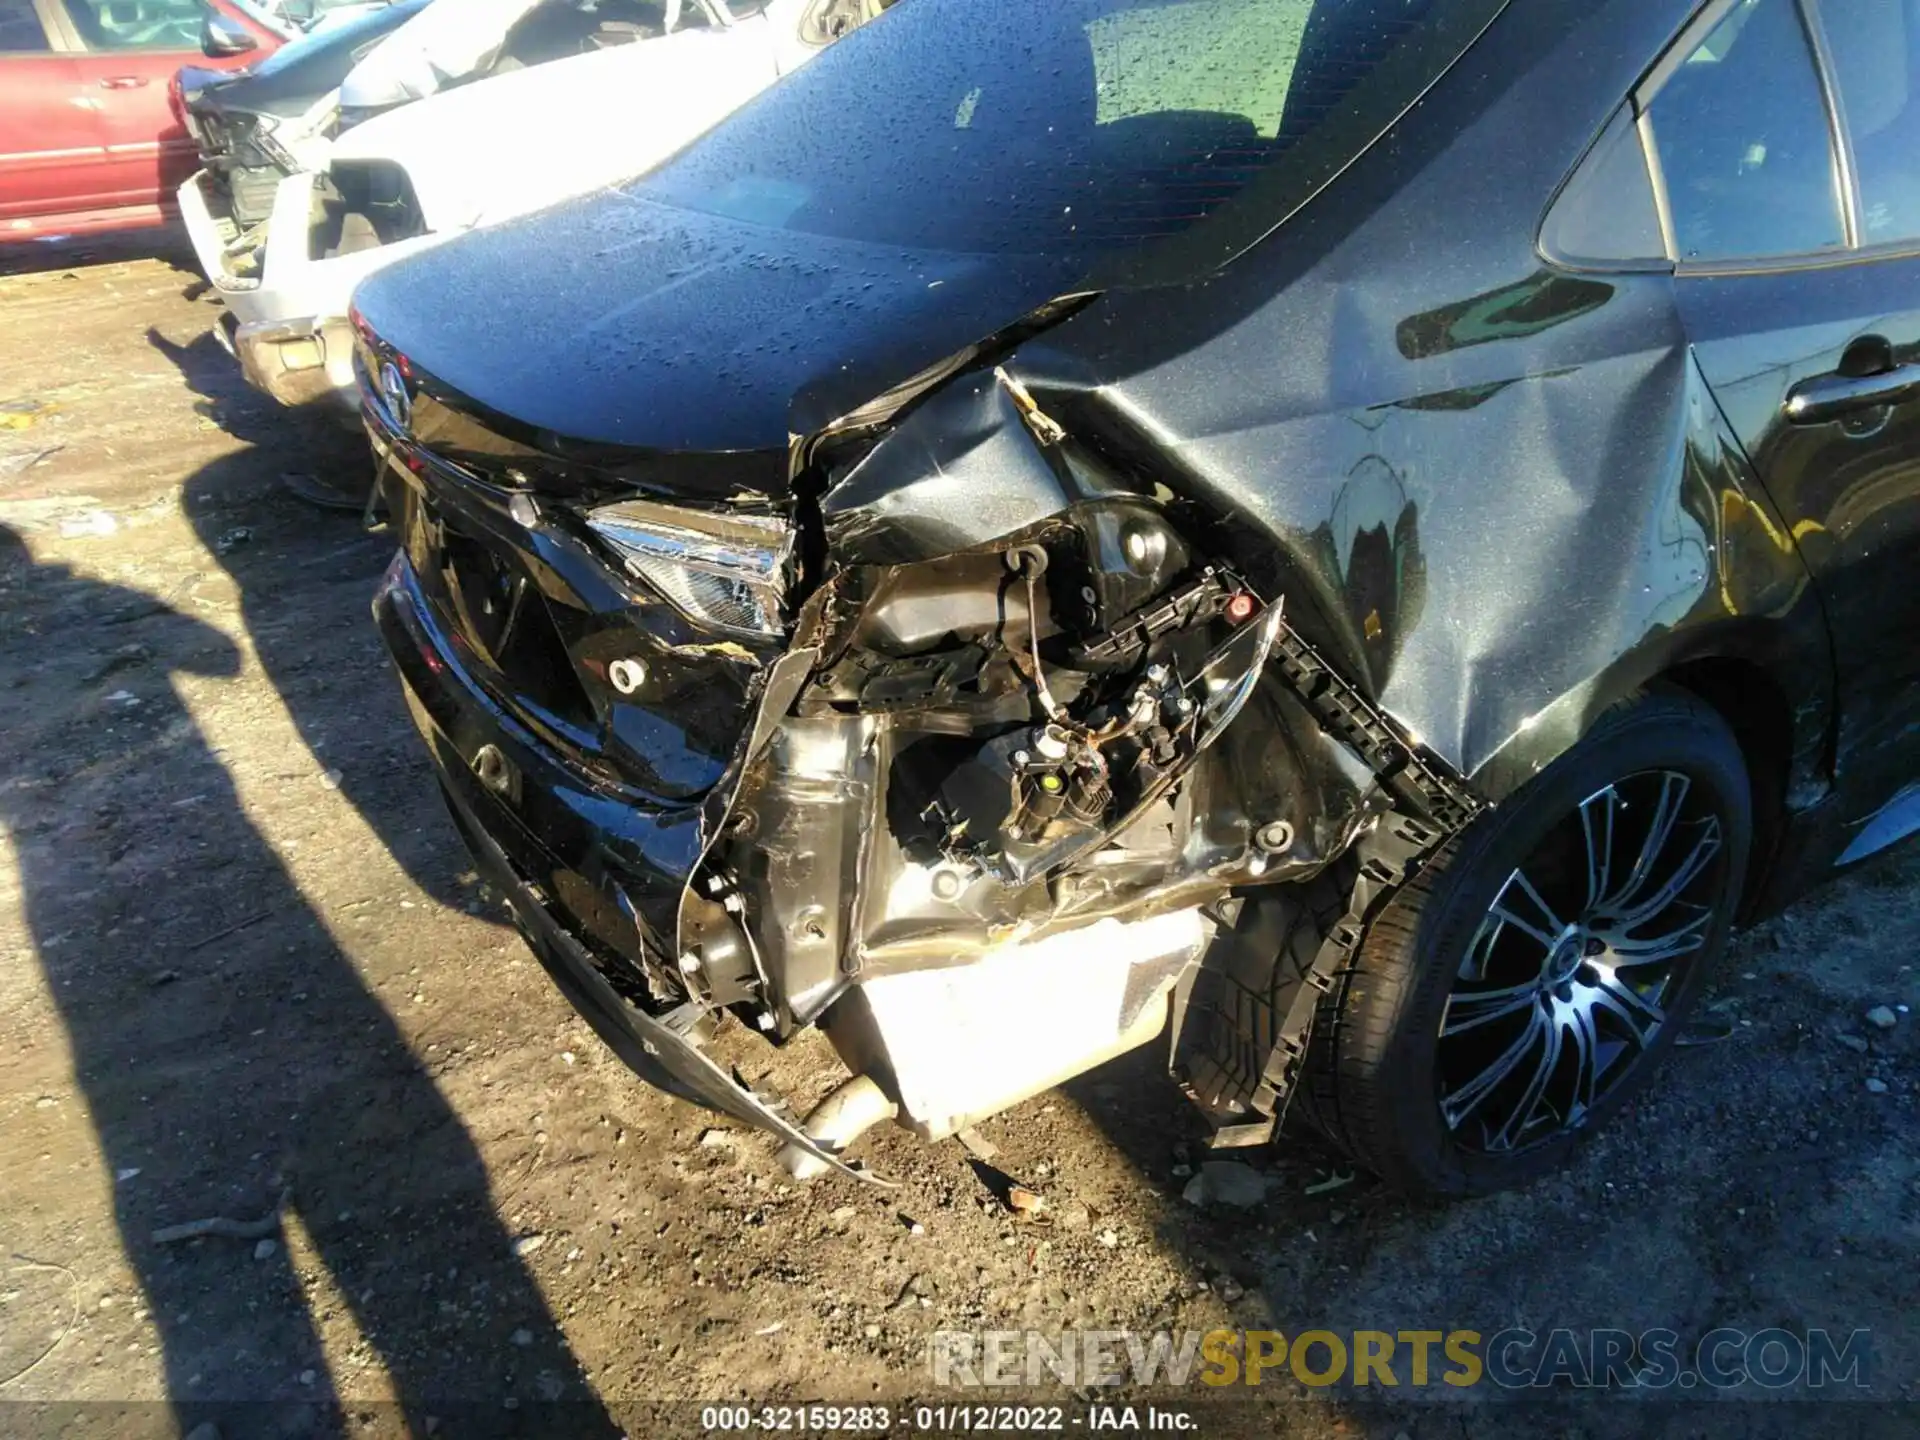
[0,0,52,50]
[1539,106,1668,269]
[1643,0,1845,262]
[1820,0,1920,245]
[59,0,205,50]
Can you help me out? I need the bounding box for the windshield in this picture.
[637,0,1505,263]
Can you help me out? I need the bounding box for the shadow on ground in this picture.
[0,521,615,1435]
[148,325,490,916]
[0,227,201,281]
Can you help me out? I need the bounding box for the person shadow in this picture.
[0,525,619,1435]
[146,324,488,920]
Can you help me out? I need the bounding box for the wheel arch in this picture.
[1656,654,1798,921]
[1466,618,1832,921]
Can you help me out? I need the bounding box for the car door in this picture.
[0,0,93,229]
[1643,0,1920,847]
[54,0,262,211]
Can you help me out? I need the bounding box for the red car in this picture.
[0,0,281,240]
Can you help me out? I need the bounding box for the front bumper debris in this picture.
[359,328,1486,1173]
[374,552,884,1183]
[178,169,264,298]
[233,315,358,411]
[186,167,441,410]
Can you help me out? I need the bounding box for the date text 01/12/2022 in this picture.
[697,1405,1197,1432]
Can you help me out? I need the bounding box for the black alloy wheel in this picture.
[1294,689,1752,1196]
[1437,768,1730,1155]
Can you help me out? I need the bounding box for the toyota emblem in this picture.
[379,360,412,433]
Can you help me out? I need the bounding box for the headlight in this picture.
[585,500,793,639]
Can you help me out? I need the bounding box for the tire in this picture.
[1296,688,1751,1196]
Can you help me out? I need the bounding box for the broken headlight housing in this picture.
[585,499,794,638]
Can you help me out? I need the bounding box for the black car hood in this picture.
[351,191,1087,489]
[182,0,428,119]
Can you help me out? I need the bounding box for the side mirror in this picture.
[201,13,259,57]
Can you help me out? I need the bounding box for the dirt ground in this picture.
[0,235,1914,1440]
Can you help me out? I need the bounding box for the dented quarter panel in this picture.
[822,0,1831,811]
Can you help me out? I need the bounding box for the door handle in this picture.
[1785,335,1920,424]
[1785,366,1920,423]
[98,75,150,90]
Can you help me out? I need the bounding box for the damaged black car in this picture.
[353,0,1920,1195]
